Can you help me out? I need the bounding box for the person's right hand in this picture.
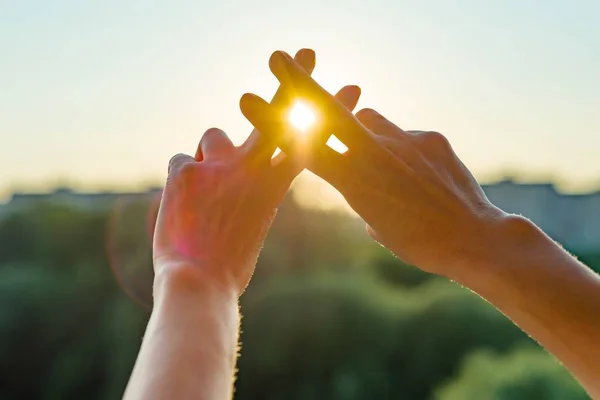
[240,51,509,279]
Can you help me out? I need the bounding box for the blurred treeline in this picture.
[0,191,593,399]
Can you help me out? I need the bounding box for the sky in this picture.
[1,0,600,205]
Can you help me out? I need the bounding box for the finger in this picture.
[197,128,235,161]
[240,93,289,150]
[270,84,362,180]
[242,84,362,161]
[241,83,361,182]
[268,50,373,149]
[274,140,350,191]
[304,145,350,189]
[272,48,316,106]
[168,153,195,174]
[355,108,406,138]
[241,92,317,175]
[242,48,316,160]
[243,92,352,192]
[334,85,361,113]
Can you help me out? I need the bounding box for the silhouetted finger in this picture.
[243,48,316,160]
[242,84,362,161]
[273,143,350,190]
[197,128,235,161]
[268,51,374,149]
[334,85,361,113]
[242,91,353,191]
[272,48,316,105]
[307,145,350,189]
[240,93,288,147]
[268,84,361,176]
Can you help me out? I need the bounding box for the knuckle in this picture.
[200,127,225,143]
[177,162,197,179]
[168,160,197,184]
[420,131,451,151]
[168,154,186,173]
[168,153,186,166]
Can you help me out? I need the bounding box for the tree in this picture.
[435,347,589,400]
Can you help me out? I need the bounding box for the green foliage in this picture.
[0,193,592,399]
[386,281,533,399]
[435,347,589,400]
[235,271,533,400]
[0,201,151,399]
[370,247,436,288]
[578,252,600,274]
[238,271,399,399]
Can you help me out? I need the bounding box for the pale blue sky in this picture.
[1,0,600,200]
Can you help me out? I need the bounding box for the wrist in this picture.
[450,212,545,288]
[153,260,239,308]
[148,261,241,385]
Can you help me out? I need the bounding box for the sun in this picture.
[288,100,317,132]
[284,99,348,154]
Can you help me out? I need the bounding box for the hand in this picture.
[240,51,507,279]
[153,49,361,296]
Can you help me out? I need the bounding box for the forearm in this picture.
[456,214,600,397]
[124,268,240,400]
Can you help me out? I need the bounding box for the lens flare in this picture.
[107,196,158,309]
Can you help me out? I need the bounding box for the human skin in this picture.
[239,50,600,398]
[122,49,362,400]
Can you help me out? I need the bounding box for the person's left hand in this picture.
[152,49,362,297]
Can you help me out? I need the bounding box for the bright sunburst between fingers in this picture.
[288,100,317,132]
[286,100,348,154]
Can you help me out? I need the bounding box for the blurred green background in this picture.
[0,190,593,400]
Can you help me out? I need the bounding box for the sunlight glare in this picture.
[271,147,282,159]
[288,101,317,132]
[326,135,348,153]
